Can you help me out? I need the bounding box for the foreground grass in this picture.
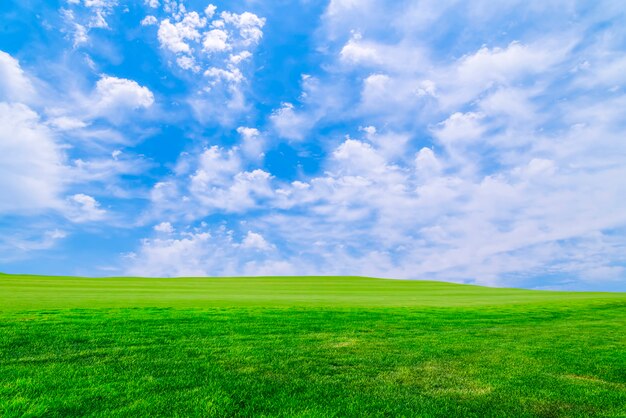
[0,274,625,417]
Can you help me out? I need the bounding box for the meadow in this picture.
[0,273,625,417]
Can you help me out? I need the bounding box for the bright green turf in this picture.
[1,273,625,417]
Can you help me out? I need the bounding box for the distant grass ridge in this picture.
[0,273,623,310]
[1,274,625,417]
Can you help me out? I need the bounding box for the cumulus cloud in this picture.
[237,126,265,159]
[240,231,272,251]
[154,5,264,79]
[0,51,36,103]
[148,145,274,219]
[192,169,273,213]
[340,32,380,64]
[126,226,281,277]
[127,230,215,277]
[67,193,107,222]
[415,147,443,180]
[332,138,389,175]
[204,66,244,84]
[176,55,199,71]
[141,15,158,26]
[456,41,562,85]
[94,75,154,108]
[202,29,229,52]
[91,75,154,121]
[158,13,205,54]
[270,102,316,141]
[204,4,217,18]
[220,11,265,46]
[0,103,65,213]
[433,112,486,146]
[148,4,265,122]
[154,221,174,233]
[191,146,241,186]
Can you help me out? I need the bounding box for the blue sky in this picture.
[1,0,625,290]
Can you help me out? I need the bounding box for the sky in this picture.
[1,0,625,290]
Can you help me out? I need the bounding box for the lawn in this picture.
[1,273,625,417]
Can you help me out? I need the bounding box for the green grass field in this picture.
[1,273,625,417]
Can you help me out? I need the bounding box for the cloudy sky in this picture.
[1,0,625,290]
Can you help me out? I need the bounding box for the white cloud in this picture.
[415,147,442,180]
[478,87,535,123]
[47,116,89,130]
[0,51,35,103]
[91,75,154,120]
[202,29,229,53]
[127,231,215,277]
[240,231,272,251]
[145,0,159,8]
[141,15,158,26]
[229,51,252,64]
[72,23,89,47]
[360,73,392,109]
[204,66,244,84]
[151,181,179,207]
[338,32,429,76]
[436,40,572,108]
[193,169,273,213]
[416,80,437,97]
[237,126,264,159]
[95,76,154,108]
[147,4,266,121]
[147,145,276,219]
[154,221,174,233]
[155,5,263,79]
[361,125,376,136]
[191,146,241,186]
[61,0,119,47]
[332,138,388,176]
[126,226,281,277]
[270,102,316,141]
[0,103,65,213]
[340,32,381,65]
[176,55,199,71]
[220,11,265,46]
[70,154,150,188]
[461,41,564,84]
[204,4,217,18]
[366,130,412,161]
[67,193,107,222]
[1,229,68,257]
[84,0,117,7]
[433,112,486,146]
[89,10,109,28]
[157,15,205,54]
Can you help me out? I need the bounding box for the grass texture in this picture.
[1,273,625,417]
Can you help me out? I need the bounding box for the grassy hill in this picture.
[1,274,625,417]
